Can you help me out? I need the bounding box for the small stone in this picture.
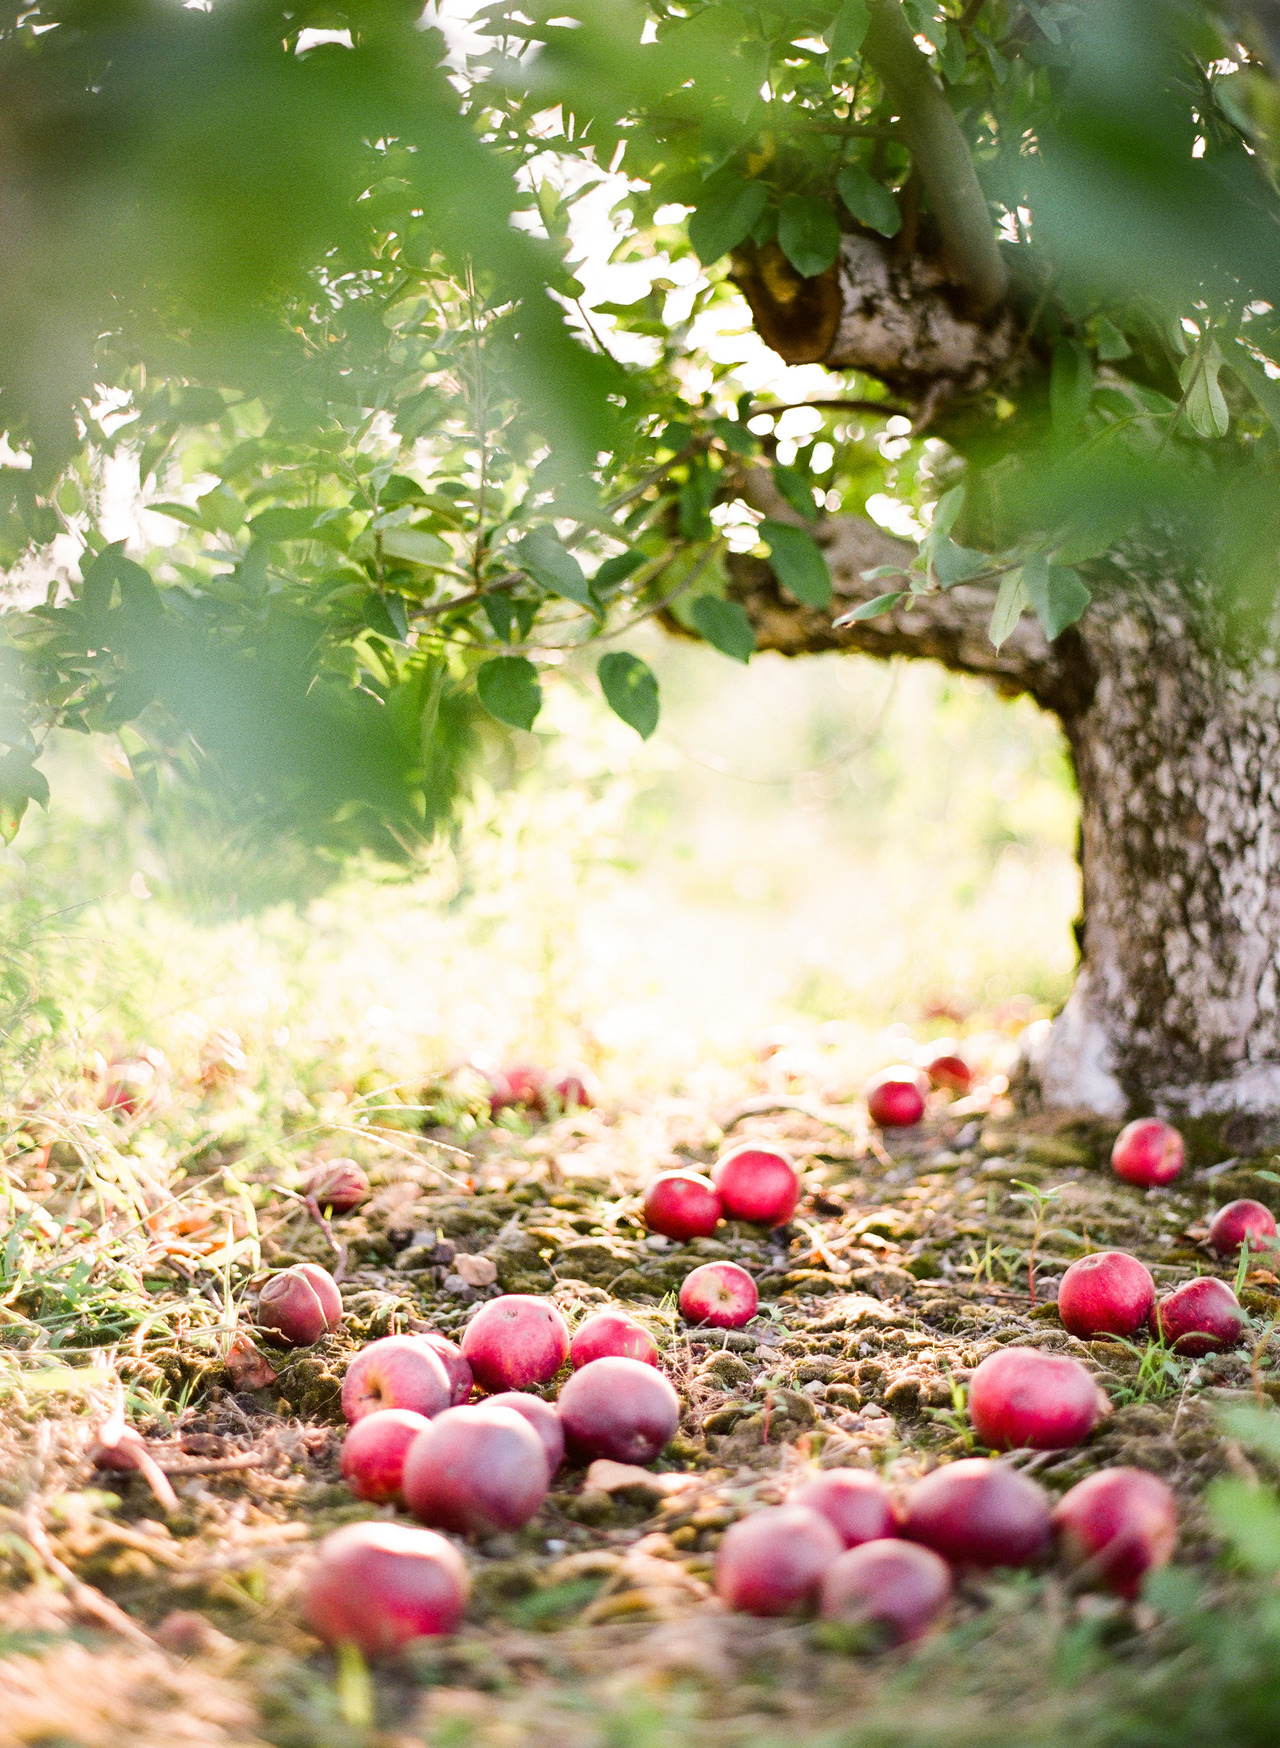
[453,1252,498,1287]
[441,1273,477,1301]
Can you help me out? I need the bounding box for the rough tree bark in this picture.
[730,505,1280,1136]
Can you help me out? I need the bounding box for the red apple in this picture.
[865,1068,927,1129]
[903,1458,1052,1569]
[342,1334,452,1424]
[715,1505,843,1616]
[1057,1251,1156,1340]
[967,1347,1104,1451]
[790,1468,900,1548]
[642,1171,722,1241]
[545,1063,600,1112]
[678,1260,758,1329]
[258,1265,342,1347]
[711,1143,799,1227]
[413,1330,473,1405]
[303,1158,370,1214]
[919,1043,972,1096]
[569,1310,659,1369]
[1111,1118,1184,1187]
[460,1294,570,1392]
[1154,1276,1247,1356]
[1207,1199,1278,1258]
[489,1063,547,1113]
[484,1392,565,1473]
[302,1522,468,1657]
[341,1408,431,1503]
[556,1355,681,1464]
[402,1404,550,1536]
[818,1539,952,1644]
[1052,1467,1178,1599]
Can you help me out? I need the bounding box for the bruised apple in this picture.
[341,1408,431,1503]
[303,1159,370,1214]
[903,1459,1052,1569]
[642,1171,723,1241]
[678,1260,758,1329]
[402,1404,550,1536]
[819,1539,951,1644]
[258,1264,343,1347]
[1053,1467,1178,1598]
[715,1505,843,1616]
[1056,1251,1156,1341]
[302,1522,469,1656]
[711,1143,799,1227]
[342,1335,452,1424]
[460,1294,570,1391]
[569,1310,659,1368]
[967,1347,1104,1451]
[557,1355,680,1464]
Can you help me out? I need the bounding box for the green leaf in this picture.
[197,484,246,533]
[1226,338,1280,438]
[836,165,901,238]
[0,749,49,845]
[379,526,452,567]
[688,177,770,266]
[834,590,904,625]
[597,651,660,739]
[151,501,213,532]
[989,566,1029,648]
[593,549,647,593]
[247,506,324,543]
[363,591,409,642]
[759,520,831,608]
[476,656,542,730]
[1050,340,1094,436]
[1022,554,1092,639]
[1180,347,1230,438]
[931,537,990,587]
[777,195,842,279]
[1208,1476,1280,1575]
[516,530,592,606]
[1221,1403,1280,1461]
[691,595,756,662]
[930,487,965,542]
[828,0,869,59]
[1094,317,1132,361]
[772,463,819,521]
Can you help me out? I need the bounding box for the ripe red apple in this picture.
[1052,1466,1178,1599]
[919,1043,972,1095]
[903,1458,1052,1568]
[302,1522,468,1657]
[489,1062,547,1113]
[257,1264,342,1347]
[711,1143,800,1227]
[342,1334,452,1424]
[1207,1198,1278,1258]
[303,1158,370,1214]
[402,1404,550,1536]
[460,1294,570,1391]
[341,1408,431,1503]
[678,1260,759,1329]
[484,1392,565,1473]
[864,1068,927,1129]
[556,1355,681,1464]
[1057,1251,1156,1340]
[545,1063,599,1112]
[818,1538,952,1644]
[1111,1118,1184,1187]
[569,1310,659,1369]
[1154,1276,1247,1355]
[715,1505,843,1616]
[967,1347,1104,1450]
[642,1171,722,1241]
[789,1468,900,1548]
[413,1330,473,1405]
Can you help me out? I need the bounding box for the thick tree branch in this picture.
[863,0,1008,311]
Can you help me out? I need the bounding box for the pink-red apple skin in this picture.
[716,1505,843,1616]
[489,1063,546,1112]
[818,1539,952,1644]
[341,1408,431,1503]
[865,1069,927,1129]
[484,1392,565,1473]
[711,1144,799,1227]
[920,1045,972,1096]
[303,1522,468,1656]
[460,1294,570,1392]
[904,1458,1052,1569]
[557,1356,681,1464]
[413,1331,473,1405]
[642,1171,722,1241]
[342,1335,452,1424]
[1057,1251,1156,1341]
[678,1260,759,1329]
[1111,1118,1184,1187]
[569,1310,659,1369]
[1154,1277,1247,1356]
[1207,1199,1278,1258]
[258,1266,341,1347]
[1053,1467,1178,1599]
[790,1468,901,1548]
[545,1064,599,1111]
[402,1404,550,1536]
[303,1158,370,1214]
[968,1347,1104,1451]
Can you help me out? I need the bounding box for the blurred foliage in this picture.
[0,0,1278,871]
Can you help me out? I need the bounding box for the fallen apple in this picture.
[789,1468,900,1548]
[545,1063,600,1112]
[293,1262,344,1329]
[413,1330,473,1405]
[569,1310,659,1369]
[303,1158,370,1214]
[1111,1118,1184,1187]
[1052,1466,1178,1598]
[919,1042,972,1095]
[402,1404,550,1535]
[1056,1251,1156,1341]
[302,1522,469,1656]
[258,1265,342,1347]
[864,1068,927,1129]
[967,1347,1104,1450]
[903,1458,1052,1569]
[1154,1276,1247,1355]
[711,1142,799,1227]
[484,1392,565,1473]
[642,1170,723,1241]
[715,1505,843,1616]
[342,1334,452,1424]
[460,1294,570,1391]
[818,1538,952,1644]
[340,1408,431,1503]
[556,1355,681,1464]
[678,1260,759,1329]
[1207,1198,1278,1259]
[489,1062,547,1113]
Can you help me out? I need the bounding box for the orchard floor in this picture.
[3,1079,1280,1748]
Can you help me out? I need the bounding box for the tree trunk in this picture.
[730,511,1280,1135]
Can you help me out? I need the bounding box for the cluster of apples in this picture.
[474,1057,600,1117]
[862,1044,973,1129]
[717,1457,1176,1642]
